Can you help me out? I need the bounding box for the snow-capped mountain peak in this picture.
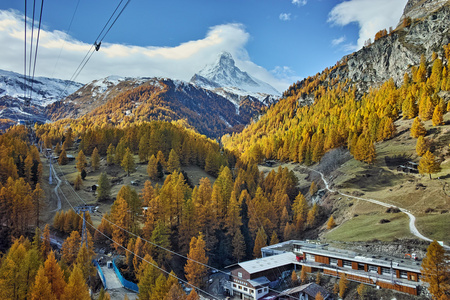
[190,52,280,105]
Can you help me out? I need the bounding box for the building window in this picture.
[264,288,268,292]
[368,265,378,273]
[358,263,365,270]
[343,260,352,268]
[243,287,248,292]
[399,270,408,279]
[330,258,338,266]
[258,289,262,294]
[250,290,254,294]
[381,267,392,275]
[233,284,236,288]
[306,254,315,261]
[238,272,242,278]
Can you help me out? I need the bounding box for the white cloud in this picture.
[271,66,301,86]
[331,36,346,46]
[0,9,291,92]
[292,0,307,6]
[328,0,407,50]
[279,13,291,21]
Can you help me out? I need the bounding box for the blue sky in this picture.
[0,0,407,92]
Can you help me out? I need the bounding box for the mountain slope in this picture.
[46,77,265,138]
[221,0,450,245]
[0,69,83,106]
[330,1,450,92]
[223,1,450,163]
[0,69,82,127]
[190,52,280,105]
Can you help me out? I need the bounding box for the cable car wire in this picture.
[51,0,81,78]
[57,0,131,100]
[29,0,45,103]
[54,166,218,299]
[26,0,36,103]
[53,157,298,300]
[23,0,28,102]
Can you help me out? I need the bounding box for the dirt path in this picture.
[50,160,62,212]
[302,165,450,250]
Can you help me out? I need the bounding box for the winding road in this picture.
[301,166,450,251]
[49,159,62,212]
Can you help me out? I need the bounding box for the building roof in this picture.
[238,252,297,274]
[261,240,326,255]
[248,276,271,287]
[282,283,331,299]
[301,247,422,273]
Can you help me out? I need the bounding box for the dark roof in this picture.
[283,283,331,299]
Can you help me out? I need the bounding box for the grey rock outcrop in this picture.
[398,0,449,26]
[330,1,450,91]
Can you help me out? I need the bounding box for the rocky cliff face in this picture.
[398,0,449,25]
[331,1,450,92]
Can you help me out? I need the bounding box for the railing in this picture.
[112,257,139,293]
[93,260,107,290]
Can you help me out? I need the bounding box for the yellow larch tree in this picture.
[416,136,430,156]
[339,274,348,298]
[30,266,56,300]
[411,117,427,138]
[185,233,208,288]
[326,215,336,229]
[76,150,87,173]
[421,240,450,299]
[432,104,444,126]
[91,147,100,170]
[44,250,66,300]
[61,265,91,300]
[418,151,441,179]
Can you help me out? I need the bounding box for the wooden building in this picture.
[295,244,422,296]
[226,241,424,297]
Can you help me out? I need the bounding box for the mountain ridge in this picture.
[0,69,82,127]
[45,76,265,138]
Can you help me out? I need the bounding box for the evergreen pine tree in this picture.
[121,147,135,176]
[97,172,111,201]
[106,144,115,165]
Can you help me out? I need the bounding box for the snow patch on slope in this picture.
[0,69,83,106]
